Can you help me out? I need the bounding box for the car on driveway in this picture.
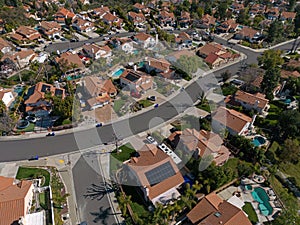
[146,136,158,145]
[46,132,55,137]
[147,96,156,101]
[96,123,103,127]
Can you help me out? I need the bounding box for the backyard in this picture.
[242,202,259,224]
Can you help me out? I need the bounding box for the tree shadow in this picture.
[83,183,114,201]
[90,206,113,224]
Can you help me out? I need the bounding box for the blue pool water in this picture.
[251,187,273,216]
[138,61,145,67]
[112,68,125,78]
[245,184,253,191]
[284,99,291,104]
[252,136,266,147]
[133,50,139,55]
[67,75,82,81]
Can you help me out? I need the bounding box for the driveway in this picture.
[72,155,119,225]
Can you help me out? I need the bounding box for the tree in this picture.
[237,9,250,25]
[267,20,284,43]
[278,110,300,139]
[288,0,296,11]
[0,100,6,116]
[0,113,14,134]
[261,67,280,99]
[216,2,228,20]
[258,49,284,69]
[221,70,231,82]
[279,139,300,164]
[117,193,132,217]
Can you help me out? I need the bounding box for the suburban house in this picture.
[0,37,12,54]
[176,32,192,47]
[249,4,266,17]
[226,90,269,114]
[123,144,184,205]
[158,10,175,26]
[197,42,227,58]
[2,49,36,69]
[102,12,123,28]
[133,32,156,49]
[167,128,230,166]
[82,43,112,60]
[212,106,254,136]
[0,87,15,109]
[120,69,153,94]
[0,176,34,225]
[216,19,238,33]
[128,11,146,26]
[38,21,62,39]
[25,82,65,116]
[230,2,245,14]
[178,11,191,27]
[72,18,94,32]
[55,52,85,76]
[143,57,175,79]
[265,7,280,20]
[281,70,300,79]
[109,37,134,54]
[234,27,262,43]
[280,11,297,21]
[10,26,41,44]
[84,76,117,110]
[54,7,76,24]
[197,14,216,29]
[93,5,110,18]
[133,2,150,14]
[187,193,252,225]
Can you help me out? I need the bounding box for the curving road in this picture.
[0,36,295,163]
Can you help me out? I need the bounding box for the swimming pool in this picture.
[245,184,253,191]
[251,187,273,216]
[112,68,125,78]
[252,136,266,147]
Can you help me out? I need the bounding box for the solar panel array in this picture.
[145,161,176,186]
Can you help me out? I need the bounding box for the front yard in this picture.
[16,167,50,186]
[110,143,136,172]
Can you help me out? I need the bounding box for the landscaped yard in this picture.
[110,143,136,172]
[154,77,179,97]
[242,202,258,224]
[16,167,50,186]
[138,99,153,108]
[113,99,126,115]
[17,123,35,132]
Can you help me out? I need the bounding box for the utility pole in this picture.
[112,133,122,153]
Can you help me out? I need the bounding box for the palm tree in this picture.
[117,193,132,217]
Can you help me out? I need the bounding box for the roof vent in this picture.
[214,212,222,218]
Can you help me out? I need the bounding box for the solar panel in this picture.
[41,84,51,93]
[145,161,176,186]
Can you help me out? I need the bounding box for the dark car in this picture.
[147,96,156,101]
[29,155,39,161]
[154,103,159,108]
[96,123,103,127]
[46,132,55,137]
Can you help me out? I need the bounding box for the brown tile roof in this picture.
[126,144,184,200]
[201,14,216,25]
[160,10,175,19]
[128,11,146,21]
[55,7,75,19]
[0,176,33,225]
[213,107,252,134]
[234,90,269,109]
[205,53,220,64]
[281,70,300,78]
[55,52,84,69]
[103,12,117,22]
[281,11,296,19]
[40,21,61,31]
[93,6,110,15]
[25,82,65,105]
[251,74,263,88]
[133,3,145,10]
[16,26,40,39]
[84,76,116,97]
[2,49,36,62]
[134,32,152,41]
[146,57,171,72]
[198,42,225,56]
[237,27,259,39]
[286,59,300,69]
[0,38,11,51]
[87,93,111,106]
[187,193,251,225]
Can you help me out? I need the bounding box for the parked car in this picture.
[29,155,39,161]
[46,132,55,137]
[147,96,156,101]
[146,135,158,145]
[154,103,159,108]
[96,123,103,127]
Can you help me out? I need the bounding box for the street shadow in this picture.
[90,206,116,225]
[84,183,114,201]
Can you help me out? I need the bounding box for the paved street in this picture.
[72,154,121,225]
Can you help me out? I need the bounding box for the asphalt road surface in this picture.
[73,155,119,225]
[0,37,296,162]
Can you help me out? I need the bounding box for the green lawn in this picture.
[113,99,126,114]
[138,99,154,108]
[110,143,136,172]
[16,167,50,186]
[242,202,258,224]
[17,123,35,132]
[280,162,300,188]
[39,192,48,210]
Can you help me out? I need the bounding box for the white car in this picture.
[146,136,158,145]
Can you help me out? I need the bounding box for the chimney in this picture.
[101,5,103,8]
[155,34,158,44]
[113,11,116,16]
[134,64,137,71]
[92,48,94,54]
[142,2,144,5]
